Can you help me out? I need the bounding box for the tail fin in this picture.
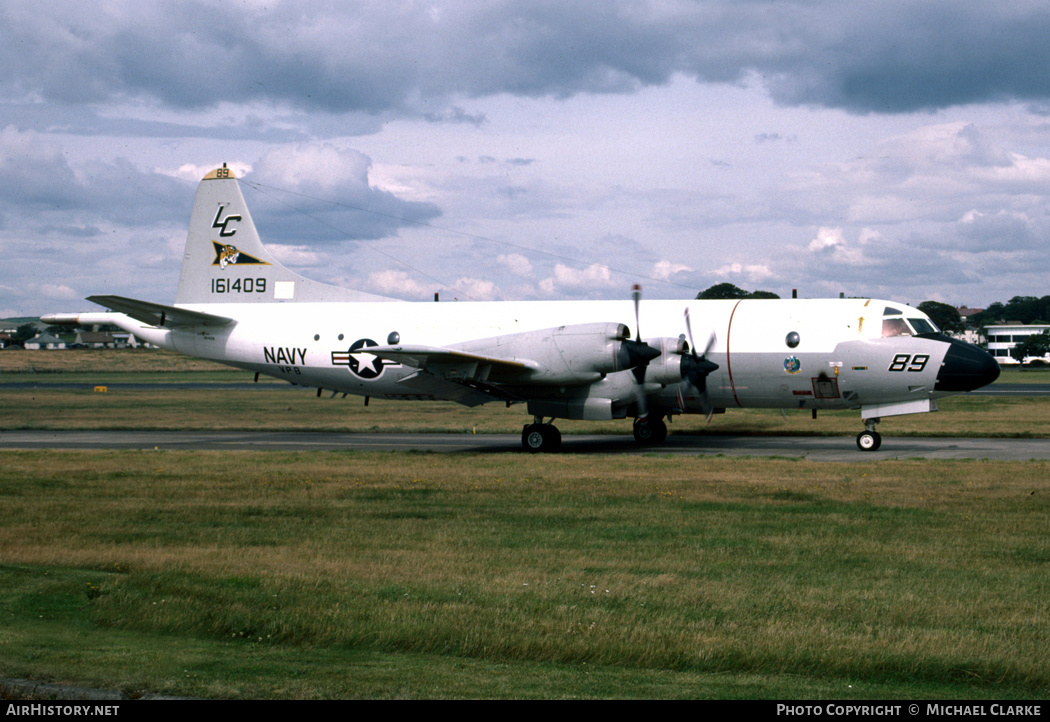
[175,165,397,304]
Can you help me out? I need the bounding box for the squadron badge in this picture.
[210,241,269,269]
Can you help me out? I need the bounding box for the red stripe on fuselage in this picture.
[726,299,743,407]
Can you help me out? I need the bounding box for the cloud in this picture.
[497,253,534,276]
[0,126,190,232]
[37,283,79,301]
[539,263,617,296]
[364,269,430,300]
[712,263,773,283]
[265,244,328,268]
[807,227,866,266]
[9,2,1050,121]
[246,142,442,243]
[652,260,692,280]
[761,4,1050,113]
[8,2,1050,316]
[450,277,499,301]
[955,209,1041,251]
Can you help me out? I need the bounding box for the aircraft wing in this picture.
[367,344,533,406]
[395,369,517,406]
[369,321,660,394]
[87,295,235,328]
[368,344,536,380]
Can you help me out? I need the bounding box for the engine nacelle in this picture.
[456,322,640,385]
[637,336,689,386]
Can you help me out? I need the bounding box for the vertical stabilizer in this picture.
[175,166,397,304]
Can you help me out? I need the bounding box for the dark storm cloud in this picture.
[6,1,1050,119]
[759,4,1050,113]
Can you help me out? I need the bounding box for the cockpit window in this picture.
[908,318,938,335]
[883,307,902,316]
[882,318,911,337]
[881,316,940,337]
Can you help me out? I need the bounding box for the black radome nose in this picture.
[935,338,1000,392]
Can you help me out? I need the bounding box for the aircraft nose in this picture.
[935,338,1000,392]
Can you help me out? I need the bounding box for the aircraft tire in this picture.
[633,417,668,445]
[522,424,561,453]
[856,430,882,451]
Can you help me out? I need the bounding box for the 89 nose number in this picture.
[888,354,929,372]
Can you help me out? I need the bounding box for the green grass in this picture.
[1,451,1048,699]
[2,350,1047,698]
[997,366,1050,383]
[3,386,1050,439]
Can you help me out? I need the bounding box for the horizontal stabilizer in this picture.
[87,295,235,328]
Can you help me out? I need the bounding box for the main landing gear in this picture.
[856,417,882,451]
[522,419,562,453]
[633,416,667,445]
[521,415,672,452]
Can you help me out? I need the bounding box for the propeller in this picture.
[682,307,719,419]
[628,285,660,419]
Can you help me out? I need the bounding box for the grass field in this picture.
[1,349,1048,699]
[3,348,1050,438]
[2,451,1048,699]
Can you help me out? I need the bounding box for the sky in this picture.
[6,0,1050,318]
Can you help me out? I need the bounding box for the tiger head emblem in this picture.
[218,244,240,270]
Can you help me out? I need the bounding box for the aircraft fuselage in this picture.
[116,296,991,424]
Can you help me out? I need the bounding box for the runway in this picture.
[3,429,1049,461]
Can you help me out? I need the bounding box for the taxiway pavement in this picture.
[3,429,1048,462]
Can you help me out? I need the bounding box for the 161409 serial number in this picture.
[212,278,267,294]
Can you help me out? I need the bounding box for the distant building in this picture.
[23,333,67,350]
[74,331,116,348]
[950,306,985,346]
[985,323,1050,365]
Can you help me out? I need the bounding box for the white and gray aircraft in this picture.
[43,166,1000,452]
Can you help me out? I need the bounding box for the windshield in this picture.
[908,317,939,335]
[881,316,941,337]
[882,318,911,337]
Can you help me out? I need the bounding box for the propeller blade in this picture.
[702,330,716,358]
[634,377,649,419]
[631,284,653,419]
[632,284,642,341]
[684,307,695,354]
[682,307,719,415]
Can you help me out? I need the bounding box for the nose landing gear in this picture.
[857,417,882,451]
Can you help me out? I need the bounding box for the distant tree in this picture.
[1010,330,1050,363]
[696,283,780,300]
[697,283,748,299]
[917,301,964,335]
[969,301,1006,329]
[12,324,37,347]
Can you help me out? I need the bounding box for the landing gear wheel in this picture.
[633,417,668,445]
[856,430,882,451]
[522,423,561,453]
